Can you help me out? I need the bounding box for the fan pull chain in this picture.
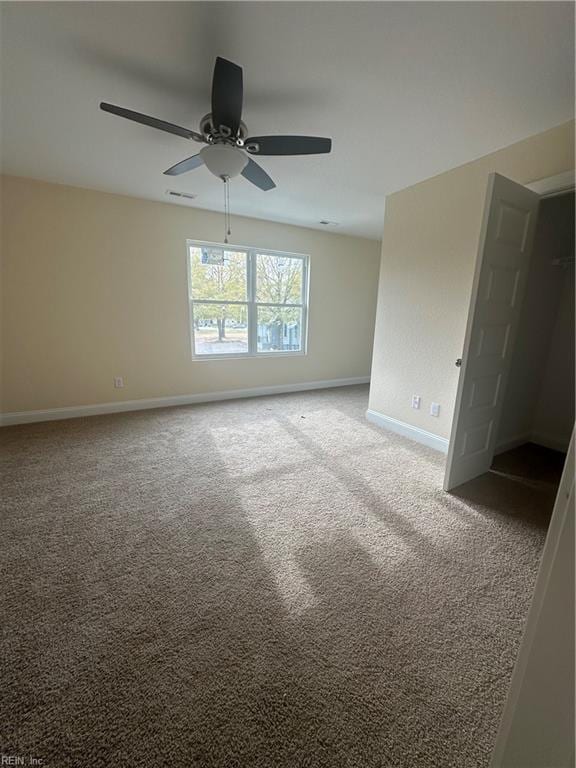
[227,178,232,241]
[223,177,227,244]
[223,176,232,244]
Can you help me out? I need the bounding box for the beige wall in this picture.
[0,176,381,413]
[369,120,575,440]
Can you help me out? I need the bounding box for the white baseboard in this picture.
[530,431,571,454]
[366,408,449,453]
[495,431,571,455]
[0,376,370,427]
[494,433,532,456]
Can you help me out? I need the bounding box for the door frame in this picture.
[444,170,575,490]
[526,169,575,198]
[489,427,575,767]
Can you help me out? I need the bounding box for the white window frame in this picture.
[186,239,310,361]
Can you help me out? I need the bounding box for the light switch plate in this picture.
[430,402,440,417]
[411,395,421,410]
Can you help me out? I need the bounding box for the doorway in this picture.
[491,190,574,501]
[444,172,575,497]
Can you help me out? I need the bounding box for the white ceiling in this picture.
[1,2,573,239]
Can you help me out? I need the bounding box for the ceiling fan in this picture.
[100,56,332,191]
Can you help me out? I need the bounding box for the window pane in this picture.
[189,247,247,302]
[193,303,248,356]
[257,306,302,353]
[256,253,303,304]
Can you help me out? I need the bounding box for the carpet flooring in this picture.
[1,386,558,768]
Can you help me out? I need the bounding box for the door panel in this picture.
[444,173,540,491]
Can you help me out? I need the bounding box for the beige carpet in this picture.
[1,385,557,768]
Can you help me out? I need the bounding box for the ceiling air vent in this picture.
[166,190,197,200]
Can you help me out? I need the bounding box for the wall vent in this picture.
[166,190,197,200]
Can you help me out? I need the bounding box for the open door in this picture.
[444,173,540,491]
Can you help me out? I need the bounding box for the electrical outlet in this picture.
[430,402,440,417]
[411,395,421,410]
[114,377,124,389]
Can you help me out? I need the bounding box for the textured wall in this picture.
[369,120,574,439]
[1,177,381,413]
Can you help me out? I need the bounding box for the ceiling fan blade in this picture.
[211,57,243,137]
[100,102,203,142]
[241,158,276,191]
[163,154,204,176]
[245,136,332,156]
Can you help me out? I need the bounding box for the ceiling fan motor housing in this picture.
[200,113,248,145]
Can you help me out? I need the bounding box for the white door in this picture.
[444,173,540,491]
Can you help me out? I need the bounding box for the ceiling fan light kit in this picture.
[200,144,248,180]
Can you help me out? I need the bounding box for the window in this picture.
[187,241,308,359]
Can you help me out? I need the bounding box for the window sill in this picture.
[191,351,307,362]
